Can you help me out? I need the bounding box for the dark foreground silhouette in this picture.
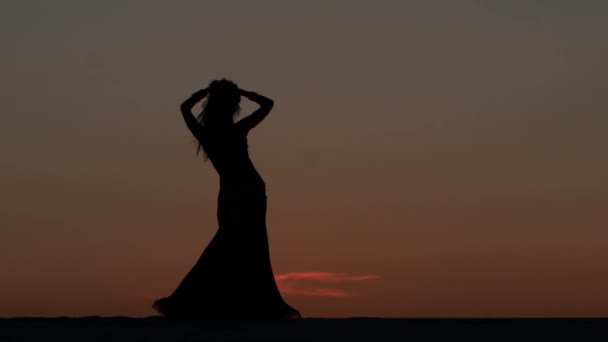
[2,318,605,341]
[153,79,300,318]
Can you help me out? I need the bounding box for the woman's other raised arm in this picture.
[235,89,274,133]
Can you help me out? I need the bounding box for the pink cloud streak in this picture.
[132,272,380,300]
[275,272,380,297]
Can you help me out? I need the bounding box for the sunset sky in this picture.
[1,1,607,318]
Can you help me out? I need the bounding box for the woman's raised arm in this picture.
[180,88,208,138]
[236,89,274,133]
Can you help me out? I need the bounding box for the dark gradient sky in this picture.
[1,1,607,317]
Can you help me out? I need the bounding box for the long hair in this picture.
[195,79,241,160]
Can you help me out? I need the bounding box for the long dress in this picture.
[153,126,300,318]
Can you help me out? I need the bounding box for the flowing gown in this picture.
[153,126,300,318]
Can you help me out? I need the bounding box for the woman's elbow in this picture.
[180,102,192,115]
[264,99,274,110]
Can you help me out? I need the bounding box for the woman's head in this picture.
[198,78,241,127]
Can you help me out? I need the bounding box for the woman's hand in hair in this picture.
[238,88,256,99]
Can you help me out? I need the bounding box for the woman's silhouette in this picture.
[153,79,300,318]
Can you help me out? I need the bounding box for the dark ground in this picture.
[1,317,606,341]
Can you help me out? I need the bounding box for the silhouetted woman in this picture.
[153,79,300,318]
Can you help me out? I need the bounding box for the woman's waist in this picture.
[219,177,266,193]
[219,170,264,183]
